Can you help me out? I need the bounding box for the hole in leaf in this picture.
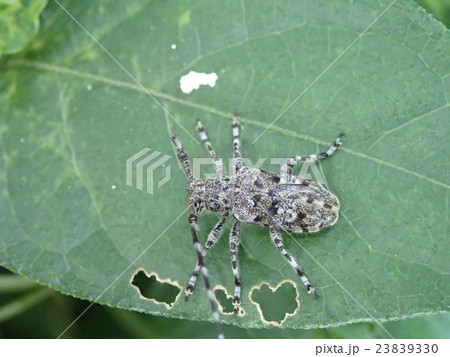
[214,288,234,314]
[131,269,181,308]
[213,286,246,316]
[250,281,298,325]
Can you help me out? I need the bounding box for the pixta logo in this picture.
[192,157,328,185]
[126,150,328,195]
[126,148,171,194]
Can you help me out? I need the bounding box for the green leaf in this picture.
[0,0,48,56]
[0,0,448,334]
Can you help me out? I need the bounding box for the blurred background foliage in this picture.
[1,266,450,338]
[419,0,450,26]
[0,0,449,338]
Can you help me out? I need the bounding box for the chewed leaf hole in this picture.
[213,286,246,316]
[131,269,181,308]
[214,288,234,313]
[250,280,299,325]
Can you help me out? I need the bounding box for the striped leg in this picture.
[185,213,229,300]
[189,213,224,338]
[229,221,241,314]
[232,112,243,172]
[171,136,194,181]
[270,227,319,298]
[280,133,344,178]
[196,119,226,176]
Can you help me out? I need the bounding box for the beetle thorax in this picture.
[188,178,233,214]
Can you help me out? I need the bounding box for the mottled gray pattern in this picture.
[233,167,339,233]
[171,113,343,338]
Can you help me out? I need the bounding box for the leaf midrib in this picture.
[3,58,449,190]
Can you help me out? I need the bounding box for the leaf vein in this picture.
[8,59,449,190]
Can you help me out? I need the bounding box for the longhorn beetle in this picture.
[171,113,343,338]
